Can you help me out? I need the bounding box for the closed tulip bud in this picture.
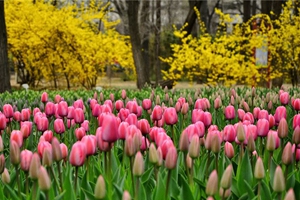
[152,105,163,121]
[29,153,41,179]
[81,135,97,156]
[21,124,31,139]
[94,175,106,200]
[266,131,276,151]
[142,99,152,110]
[38,166,51,191]
[3,104,13,119]
[257,119,269,137]
[181,102,189,115]
[74,108,84,124]
[224,105,235,120]
[10,130,23,148]
[20,150,33,172]
[236,123,246,143]
[60,143,68,161]
[58,101,68,117]
[0,154,5,174]
[273,166,285,192]
[280,92,289,105]
[278,118,288,139]
[155,95,161,105]
[165,146,177,169]
[282,142,293,165]
[43,130,53,143]
[224,142,234,159]
[1,168,10,184]
[125,135,135,157]
[41,92,48,103]
[284,188,295,200]
[149,143,158,164]
[69,141,86,167]
[51,137,62,162]
[214,97,222,109]
[157,147,163,167]
[179,131,190,152]
[186,153,192,169]
[206,170,218,196]
[101,114,119,143]
[42,147,53,167]
[275,106,287,124]
[133,151,144,176]
[247,133,256,152]
[10,140,20,165]
[219,188,231,199]
[220,165,233,189]
[189,135,200,159]
[122,190,131,200]
[75,127,86,141]
[292,126,300,145]
[54,119,65,134]
[211,133,221,153]
[254,157,265,179]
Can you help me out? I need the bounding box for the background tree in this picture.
[0,1,12,93]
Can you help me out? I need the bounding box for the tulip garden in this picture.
[0,86,300,200]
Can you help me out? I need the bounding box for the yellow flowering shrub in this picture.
[162,1,300,87]
[5,0,135,89]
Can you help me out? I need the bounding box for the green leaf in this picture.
[54,191,66,200]
[4,185,19,200]
[63,166,76,200]
[260,180,272,200]
[236,150,253,195]
[113,183,123,200]
[179,174,194,200]
[244,180,256,199]
[141,167,154,184]
[138,180,147,200]
[81,188,96,200]
[154,171,166,200]
[294,180,300,200]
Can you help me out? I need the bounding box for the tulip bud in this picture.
[69,141,86,167]
[165,146,177,170]
[220,165,233,189]
[149,143,158,164]
[52,137,62,162]
[219,188,231,199]
[42,147,53,167]
[236,123,245,143]
[0,154,5,174]
[188,135,200,159]
[0,136,3,152]
[1,168,10,184]
[29,153,41,180]
[133,151,144,177]
[272,166,285,192]
[157,147,163,167]
[179,131,189,152]
[266,131,276,152]
[254,157,265,179]
[211,133,221,154]
[122,190,131,200]
[292,126,300,145]
[94,175,106,200]
[186,153,192,169]
[247,133,256,153]
[224,142,234,159]
[284,188,295,200]
[20,150,33,172]
[38,166,51,191]
[206,170,218,196]
[278,118,288,139]
[282,142,293,165]
[10,140,20,165]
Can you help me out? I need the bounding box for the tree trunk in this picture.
[126,0,150,89]
[183,0,202,36]
[141,0,150,82]
[261,0,272,16]
[252,0,256,16]
[155,0,161,85]
[0,2,12,93]
[243,0,251,22]
[272,0,284,20]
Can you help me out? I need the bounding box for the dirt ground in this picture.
[10,74,205,90]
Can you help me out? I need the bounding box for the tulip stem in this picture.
[74,166,78,195]
[130,156,135,196]
[33,180,37,200]
[45,190,49,200]
[50,165,61,192]
[57,161,63,191]
[107,149,112,200]
[25,172,29,195]
[222,187,226,200]
[215,153,219,174]
[277,192,282,200]
[165,169,172,200]
[268,151,273,171]
[135,177,140,200]
[171,125,175,142]
[190,159,194,185]
[259,137,263,157]
[257,181,261,200]
[15,166,21,198]
[205,151,211,178]
[239,144,244,164]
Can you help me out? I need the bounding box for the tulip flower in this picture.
[94,175,106,200]
[274,106,287,124]
[1,168,10,184]
[142,99,152,110]
[206,170,218,196]
[279,92,289,105]
[224,105,235,121]
[57,101,68,118]
[20,149,33,172]
[3,104,13,119]
[0,154,5,174]
[101,113,119,143]
[0,113,7,131]
[73,108,85,124]
[41,92,48,103]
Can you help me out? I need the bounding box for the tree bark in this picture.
[243,0,251,22]
[126,0,150,89]
[0,1,12,93]
[141,0,150,82]
[261,0,272,16]
[272,0,285,20]
[183,0,202,36]
[252,0,256,16]
[155,0,161,85]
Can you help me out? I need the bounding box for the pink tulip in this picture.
[118,122,129,140]
[164,107,178,125]
[118,108,130,122]
[138,119,150,135]
[74,108,84,124]
[3,104,13,119]
[20,123,31,139]
[101,113,119,143]
[115,100,124,112]
[152,105,163,121]
[104,100,113,112]
[279,92,289,105]
[202,111,212,127]
[36,116,49,132]
[293,114,300,129]
[274,106,287,124]
[67,106,75,119]
[81,120,89,132]
[224,142,234,159]
[96,127,112,152]
[13,111,21,122]
[43,130,53,142]
[37,141,52,158]
[20,149,33,171]
[58,101,68,118]
[92,104,102,117]
[54,94,62,103]
[223,125,236,142]
[45,102,55,118]
[41,92,48,103]
[142,99,152,110]
[257,119,269,137]
[10,130,23,148]
[258,110,268,120]
[165,146,177,169]
[21,108,31,121]
[60,143,68,161]
[140,136,149,151]
[238,109,245,121]
[160,139,174,159]
[268,114,275,129]
[81,135,97,156]
[73,99,84,110]
[54,119,65,134]
[191,109,204,124]
[292,98,300,111]
[89,99,98,110]
[214,97,222,109]
[125,113,138,126]
[253,107,260,120]
[0,113,6,130]
[121,89,126,100]
[75,127,86,141]
[224,105,235,120]
[243,112,254,124]
[69,141,86,166]
[181,102,189,115]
